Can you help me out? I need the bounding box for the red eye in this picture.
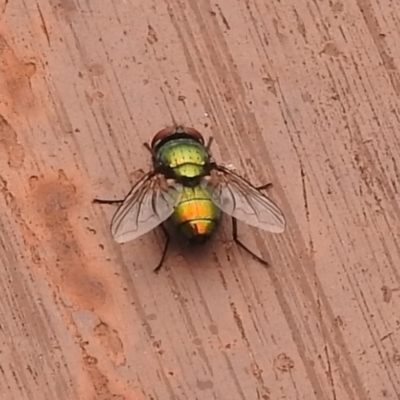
[151,126,205,149]
[183,127,205,144]
[151,127,176,149]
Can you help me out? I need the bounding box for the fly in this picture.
[94,126,286,272]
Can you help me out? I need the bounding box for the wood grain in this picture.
[1,0,400,399]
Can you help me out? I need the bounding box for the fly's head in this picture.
[151,126,205,153]
[150,126,213,178]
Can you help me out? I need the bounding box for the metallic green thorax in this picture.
[156,138,221,239]
[156,138,210,178]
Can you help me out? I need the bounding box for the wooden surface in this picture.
[1,0,400,399]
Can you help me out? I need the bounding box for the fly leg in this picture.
[205,136,214,152]
[231,217,269,267]
[93,198,124,205]
[256,183,273,191]
[143,142,153,153]
[93,197,169,273]
[153,224,170,273]
[230,182,274,265]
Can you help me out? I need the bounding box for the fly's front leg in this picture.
[205,136,214,152]
[231,217,269,267]
[153,224,170,273]
[143,142,153,154]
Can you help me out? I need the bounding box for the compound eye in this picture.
[151,127,176,149]
[183,127,204,144]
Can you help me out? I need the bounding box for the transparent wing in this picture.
[111,173,183,243]
[201,166,286,233]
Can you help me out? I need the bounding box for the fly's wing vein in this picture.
[111,173,183,243]
[201,166,286,233]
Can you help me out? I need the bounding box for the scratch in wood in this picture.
[230,301,248,343]
[324,343,338,400]
[300,162,309,222]
[380,332,393,341]
[0,0,8,14]
[37,5,51,46]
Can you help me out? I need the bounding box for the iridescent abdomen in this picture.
[156,138,220,239]
[170,186,221,239]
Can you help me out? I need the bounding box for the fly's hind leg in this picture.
[231,183,275,265]
[153,224,170,273]
[256,183,273,191]
[231,217,269,267]
[93,198,124,205]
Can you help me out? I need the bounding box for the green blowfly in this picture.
[95,126,286,272]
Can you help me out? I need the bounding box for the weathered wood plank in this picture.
[1,0,399,399]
